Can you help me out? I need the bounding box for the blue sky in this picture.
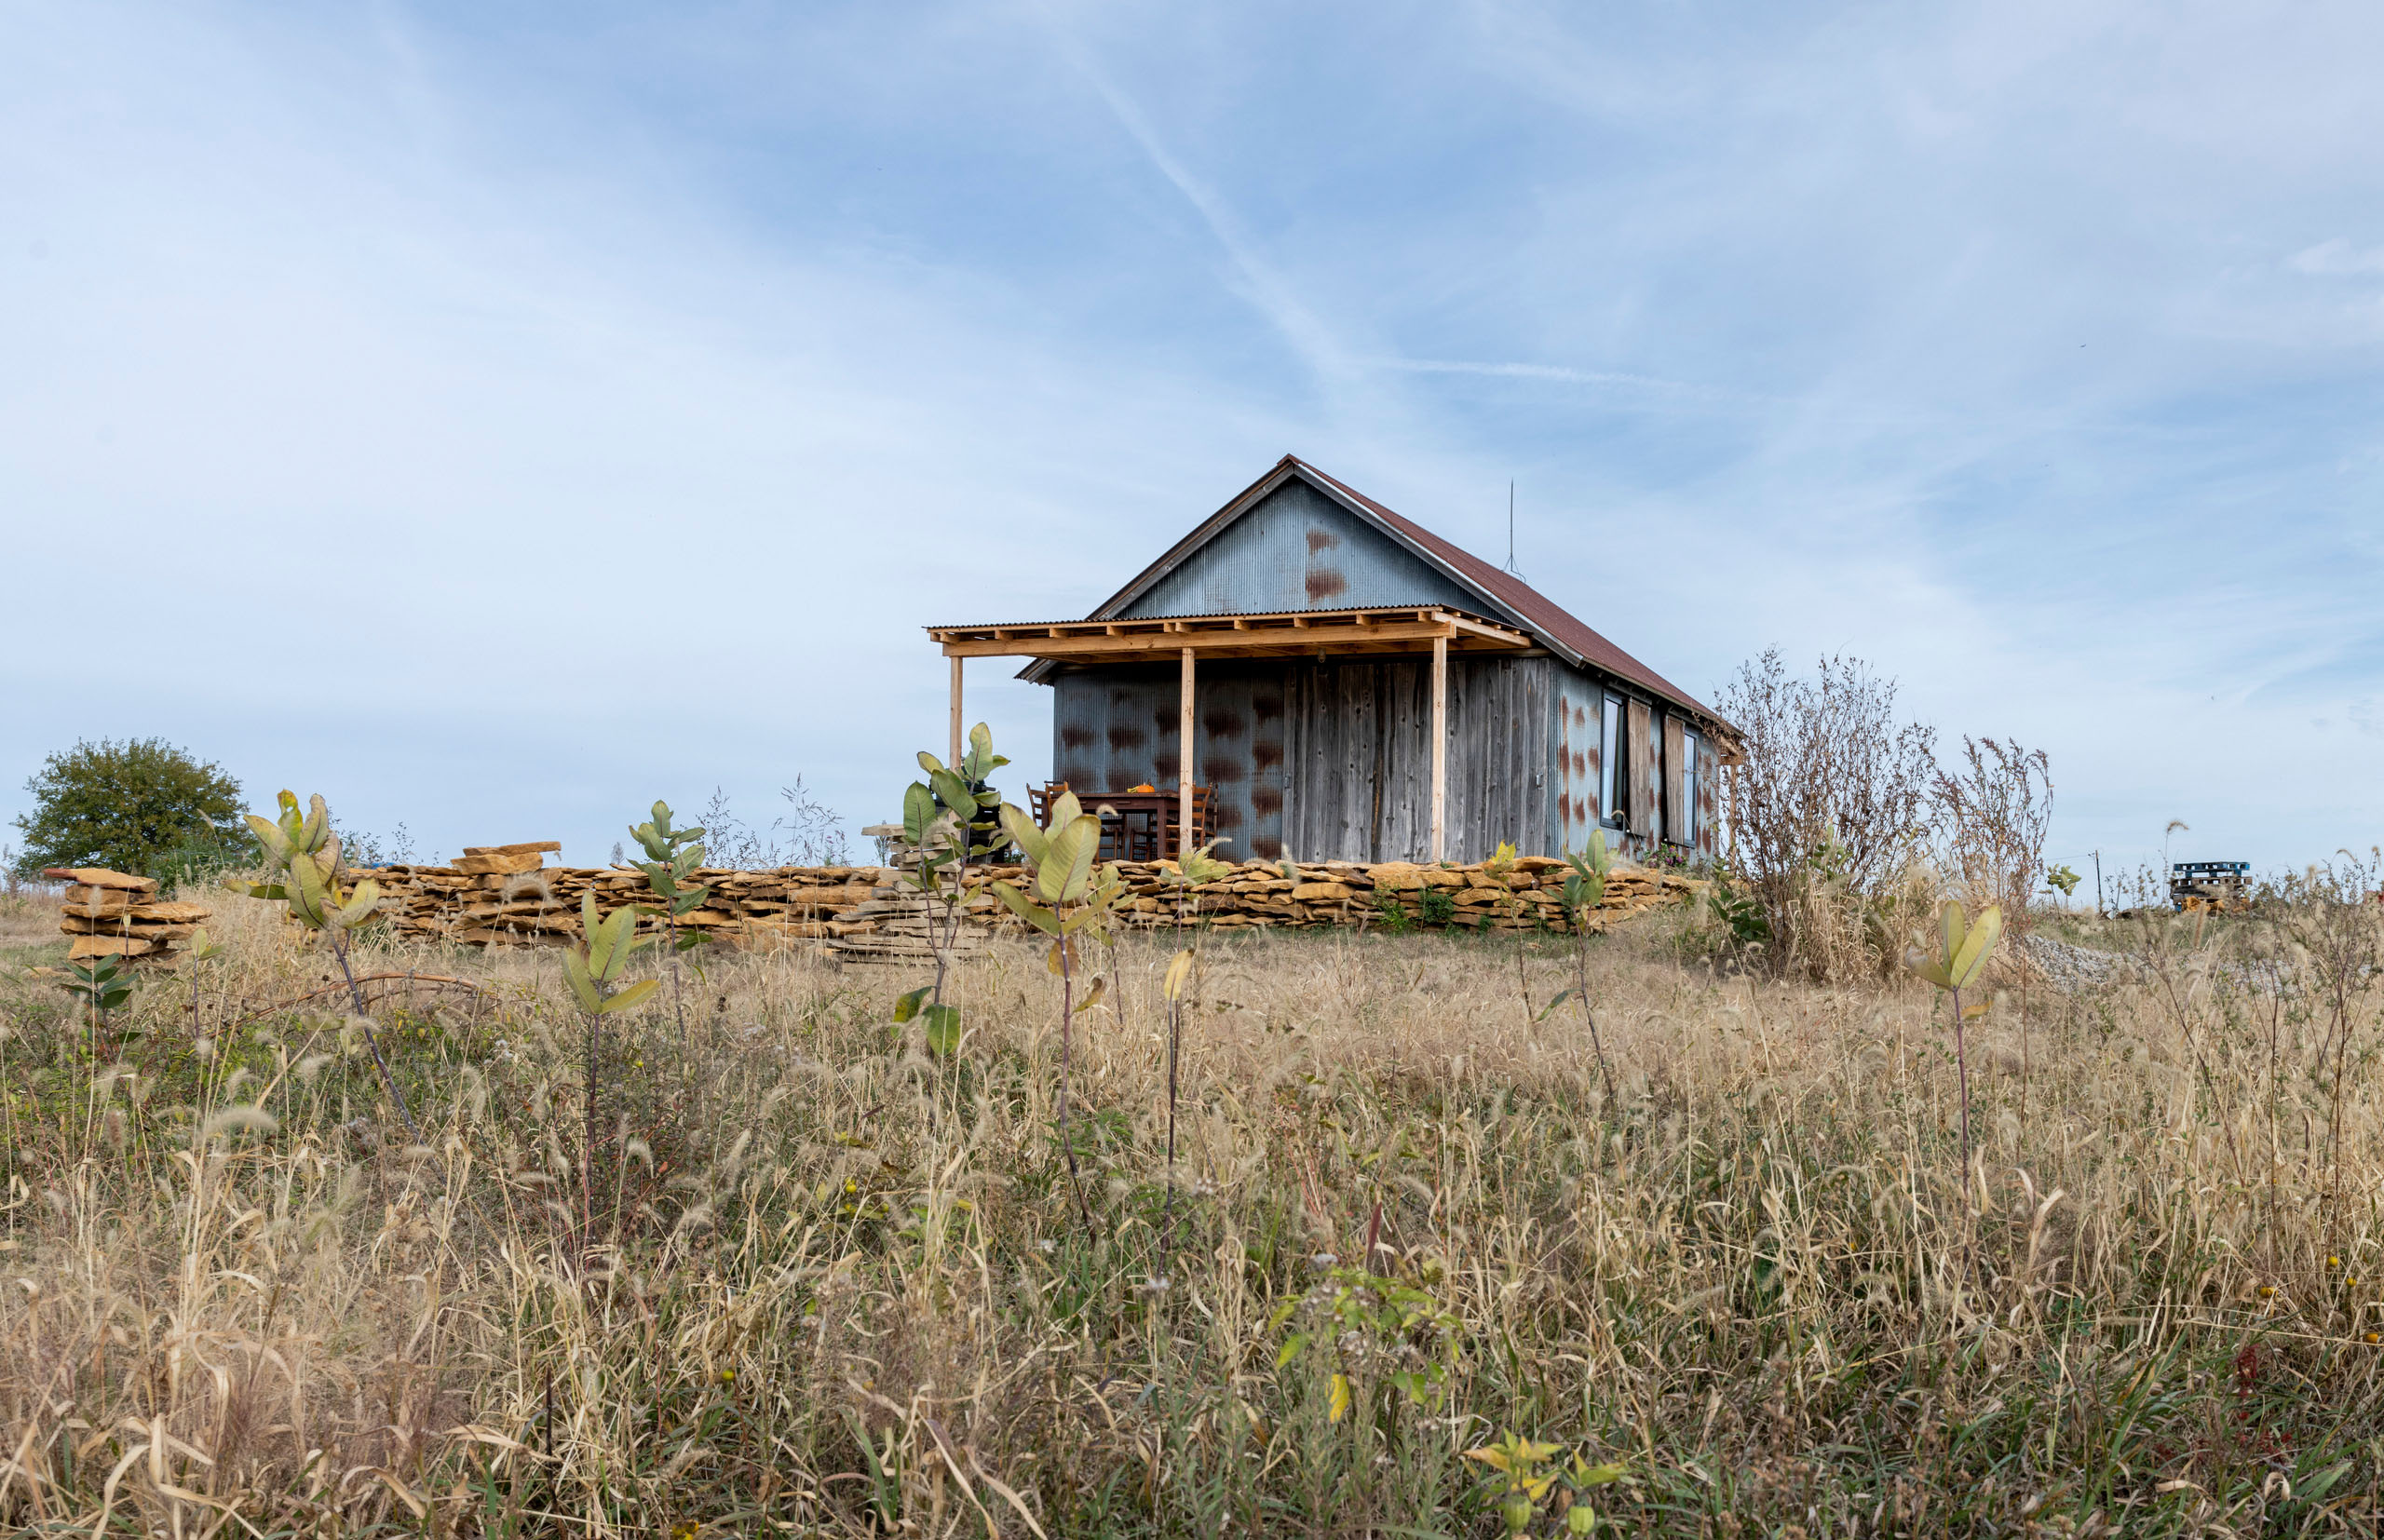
[5,1,2379,885]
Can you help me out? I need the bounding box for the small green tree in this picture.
[225,791,418,1135]
[1157,843,1230,1265]
[1905,898,2003,1169]
[989,790,1126,1226]
[562,892,659,1244]
[893,724,1009,1060]
[60,953,136,1062]
[1546,831,1619,1105]
[627,802,709,1042]
[12,738,243,878]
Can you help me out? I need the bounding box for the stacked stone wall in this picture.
[346,853,1700,951]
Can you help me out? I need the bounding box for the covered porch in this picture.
[928,606,1536,862]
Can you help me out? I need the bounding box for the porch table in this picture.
[1078,789,1203,860]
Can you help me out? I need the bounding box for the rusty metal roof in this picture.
[1082,455,1736,738]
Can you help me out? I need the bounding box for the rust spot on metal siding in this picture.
[1304,568,1348,601]
[1305,529,1340,553]
[1252,835,1283,858]
[1253,693,1283,723]
[1207,760,1246,785]
[1059,725,1094,750]
[1203,708,1246,739]
[1251,785,1283,817]
[1153,751,1181,781]
[1106,723,1146,752]
[1573,750,1587,779]
[1251,740,1283,772]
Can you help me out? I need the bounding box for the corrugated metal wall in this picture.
[1052,655,1562,864]
[1050,663,1290,862]
[1117,479,1482,617]
[1553,668,1605,854]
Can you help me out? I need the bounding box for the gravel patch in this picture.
[2019,932,2125,993]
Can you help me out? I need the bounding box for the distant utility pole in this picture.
[2093,849,2103,917]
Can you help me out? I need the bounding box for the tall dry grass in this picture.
[4,885,2383,1536]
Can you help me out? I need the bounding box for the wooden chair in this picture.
[1100,806,1154,863]
[1162,785,1218,858]
[1026,781,1068,826]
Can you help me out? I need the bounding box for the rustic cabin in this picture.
[929,455,1740,865]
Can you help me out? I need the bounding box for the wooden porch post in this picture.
[1429,633,1447,862]
[1179,647,1196,858]
[948,655,964,769]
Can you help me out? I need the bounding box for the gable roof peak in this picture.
[1091,455,1730,732]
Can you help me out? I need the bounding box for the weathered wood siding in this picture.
[1279,655,1552,863]
[1117,479,1481,617]
[1661,713,1686,840]
[1625,699,1654,840]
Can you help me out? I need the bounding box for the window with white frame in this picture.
[1599,694,1625,829]
[1679,731,1700,848]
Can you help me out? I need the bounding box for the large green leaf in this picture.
[562,949,603,1014]
[580,892,609,969]
[1939,901,1966,970]
[328,880,381,931]
[245,813,291,864]
[929,769,975,821]
[296,793,332,854]
[1948,904,2003,988]
[988,880,1060,936]
[998,803,1050,869]
[1036,815,1099,904]
[893,985,930,1023]
[601,977,660,1015]
[594,905,643,980]
[922,1004,962,1058]
[903,783,937,847]
[286,848,332,928]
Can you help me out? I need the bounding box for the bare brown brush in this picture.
[3,881,2382,1536]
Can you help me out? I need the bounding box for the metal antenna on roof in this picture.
[1504,480,1523,577]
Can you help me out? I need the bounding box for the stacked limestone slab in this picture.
[43,868,212,963]
[351,842,902,950]
[1101,856,1691,932]
[331,846,1697,953]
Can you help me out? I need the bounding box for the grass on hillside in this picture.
[3,885,2383,1536]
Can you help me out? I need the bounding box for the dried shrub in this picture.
[1931,736,2053,933]
[1717,650,1938,981]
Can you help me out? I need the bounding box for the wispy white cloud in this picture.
[1,0,2378,877]
[2290,237,2384,276]
[1036,14,1355,393]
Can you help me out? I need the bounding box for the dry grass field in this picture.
[4,882,2383,1536]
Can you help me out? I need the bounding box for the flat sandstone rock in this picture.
[43,868,159,894]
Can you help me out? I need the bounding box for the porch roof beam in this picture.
[927,607,1534,661]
